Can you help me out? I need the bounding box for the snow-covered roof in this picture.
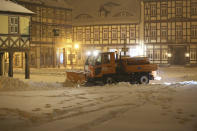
[17,0,72,10]
[0,0,34,15]
[69,0,141,26]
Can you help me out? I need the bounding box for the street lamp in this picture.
[70,42,80,69]
[74,43,79,49]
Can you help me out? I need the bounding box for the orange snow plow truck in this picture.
[66,52,158,85]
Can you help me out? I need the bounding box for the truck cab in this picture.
[85,52,116,78]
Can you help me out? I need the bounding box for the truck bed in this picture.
[123,63,158,73]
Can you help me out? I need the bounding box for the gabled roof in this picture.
[17,0,72,10]
[0,0,34,15]
[69,0,141,26]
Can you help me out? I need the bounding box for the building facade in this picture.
[0,0,33,78]
[16,0,72,68]
[9,0,197,68]
[71,0,142,66]
[143,0,197,65]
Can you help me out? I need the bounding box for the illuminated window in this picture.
[121,27,127,39]
[130,28,135,39]
[112,28,118,40]
[85,29,91,41]
[190,49,197,60]
[14,54,21,67]
[191,26,197,38]
[76,29,83,41]
[9,16,18,34]
[103,28,109,40]
[94,28,99,41]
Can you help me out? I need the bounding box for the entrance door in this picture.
[172,46,186,65]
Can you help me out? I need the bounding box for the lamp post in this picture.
[52,29,59,68]
[70,43,79,69]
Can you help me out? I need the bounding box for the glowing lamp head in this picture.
[86,51,91,56]
[74,44,79,49]
[93,51,99,56]
[167,53,172,58]
[185,53,190,57]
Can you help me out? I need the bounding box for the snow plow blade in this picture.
[66,71,86,84]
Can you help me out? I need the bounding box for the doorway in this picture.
[172,46,186,65]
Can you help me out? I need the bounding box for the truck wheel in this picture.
[106,77,113,85]
[130,81,139,84]
[139,75,149,84]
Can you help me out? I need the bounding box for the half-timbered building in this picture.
[16,0,72,68]
[142,0,197,65]
[71,0,142,66]
[0,0,34,78]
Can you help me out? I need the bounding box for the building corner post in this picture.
[25,51,30,79]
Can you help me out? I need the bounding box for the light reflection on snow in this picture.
[155,76,162,81]
[164,82,172,85]
[163,81,197,86]
[179,81,197,85]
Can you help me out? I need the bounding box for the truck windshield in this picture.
[85,55,101,66]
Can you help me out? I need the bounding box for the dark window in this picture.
[176,2,183,17]
[161,4,168,16]
[130,28,135,39]
[151,27,157,39]
[161,26,167,38]
[176,25,183,38]
[191,26,197,38]
[9,16,18,34]
[191,4,197,16]
[150,4,157,16]
[103,28,109,40]
[121,27,127,39]
[85,29,91,41]
[76,29,83,41]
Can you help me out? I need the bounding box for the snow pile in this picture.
[28,81,63,89]
[0,76,29,91]
[0,77,64,91]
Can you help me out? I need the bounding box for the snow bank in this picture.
[0,77,64,91]
[179,81,197,85]
[0,76,29,91]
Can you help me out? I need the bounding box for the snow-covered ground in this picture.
[0,66,197,131]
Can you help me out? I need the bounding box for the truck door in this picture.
[93,54,102,77]
[101,53,116,75]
